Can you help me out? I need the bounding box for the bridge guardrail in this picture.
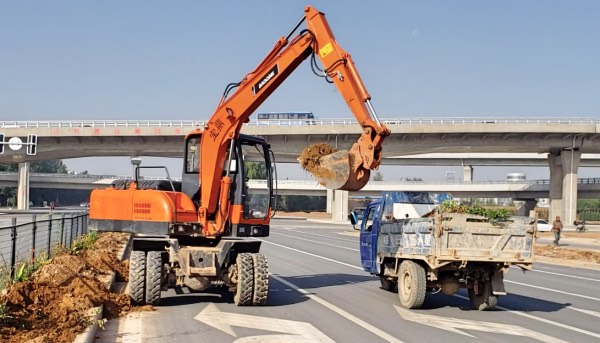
[0,211,89,289]
[1,117,599,129]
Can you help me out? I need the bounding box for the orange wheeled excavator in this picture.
[89,5,389,306]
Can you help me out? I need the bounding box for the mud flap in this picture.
[491,271,506,296]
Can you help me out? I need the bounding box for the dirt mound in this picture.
[535,245,600,264]
[0,232,135,343]
[298,143,338,179]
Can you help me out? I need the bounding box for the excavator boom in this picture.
[199,5,389,235]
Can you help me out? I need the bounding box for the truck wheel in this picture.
[129,250,146,305]
[234,253,254,306]
[145,251,163,306]
[468,281,498,311]
[380,276,397,292]
[252,253,269,305]
[398,260,426,309]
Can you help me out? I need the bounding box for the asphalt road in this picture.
[96,219,600,343]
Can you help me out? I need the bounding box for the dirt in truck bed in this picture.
[0,232,142,343]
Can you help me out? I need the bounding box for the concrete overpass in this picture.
[2,172,600,199]
[3,172,600,221]
[2,117,599,224]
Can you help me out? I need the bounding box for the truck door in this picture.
[359,202,379,274]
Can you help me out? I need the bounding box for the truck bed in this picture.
[377,213,534,268]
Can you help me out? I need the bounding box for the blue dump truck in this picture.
[350,192,535,310]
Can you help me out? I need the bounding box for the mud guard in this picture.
[491,271,507,296]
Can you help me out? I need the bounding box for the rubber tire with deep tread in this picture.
[252,253,269,305]
[398,260,427,309]
[129,250,146,305]
[380,276,397,292]
[234,253,254,306]
[468,281,498,311]
[145,251,163,306]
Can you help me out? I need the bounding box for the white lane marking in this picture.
[272,274,406,343]
[276,228,358,243]
[568,307,600,319]
[506,280,600,302]
[261,240,362,270]
[270,232,359,251]
[453,294,600,340]
[262,239,600,340]
[524,268,600,283]
[395,305,570,343]
[195,303,335,342]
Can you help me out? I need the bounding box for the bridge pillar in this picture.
[561,149,580,228]
[513,199,537,217]
[548,149,580,228]
[326,188,333,214]
[332,190,349,222]
[548,152,563,221]
[463,165,473,182]
[17,162,30,210]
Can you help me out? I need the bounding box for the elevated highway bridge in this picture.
[2,117,599,224]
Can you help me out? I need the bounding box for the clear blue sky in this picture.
[1,1,599,179]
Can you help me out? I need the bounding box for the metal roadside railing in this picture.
[0,211,89,286]
[1,117,600,129]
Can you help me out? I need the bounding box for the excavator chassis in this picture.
[128,235,268,306]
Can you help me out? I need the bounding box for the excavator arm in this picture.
[198,6,389,235]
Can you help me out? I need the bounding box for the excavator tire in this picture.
[468,281,498,311]
[252,253,269,305]
[129,251,146,305]
[234,253,254,306]
[398,260,426,309]
[145,251,163,306]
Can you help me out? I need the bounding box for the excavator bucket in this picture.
[298,144,370,191]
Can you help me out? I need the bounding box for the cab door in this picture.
[359,202,380,274]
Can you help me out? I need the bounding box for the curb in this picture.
[73,233,132,343]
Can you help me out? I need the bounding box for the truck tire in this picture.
[468,281,498,311]
[398,260,426,309]
[145,251,163,306]
[380,276,397,292]
[252,253,269,305]
[234,253,254,306]
[129,250,146,305]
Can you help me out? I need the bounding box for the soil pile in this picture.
[535,245,600,264]
[0,232,132,343]
[298,143,338,179]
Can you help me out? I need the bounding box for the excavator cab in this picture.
[182,132,274,236]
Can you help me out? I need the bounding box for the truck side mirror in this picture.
[349,212,358,225]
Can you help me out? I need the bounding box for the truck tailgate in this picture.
[438,213,534,263]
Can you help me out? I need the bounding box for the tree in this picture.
[244,161,267,179]
[30,160,68,174]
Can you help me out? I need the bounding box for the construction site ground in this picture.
[1,214,599,342]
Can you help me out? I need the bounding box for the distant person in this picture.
[552,216,563,246]
[50,202,55,212]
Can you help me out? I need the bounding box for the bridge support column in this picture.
[513,199,537,217]
[332,190,349,222]
[17,162,30,210]
[561,149,580,228]
[548,150,580,228]
[463,165,473,182]
[326,188,333,214]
